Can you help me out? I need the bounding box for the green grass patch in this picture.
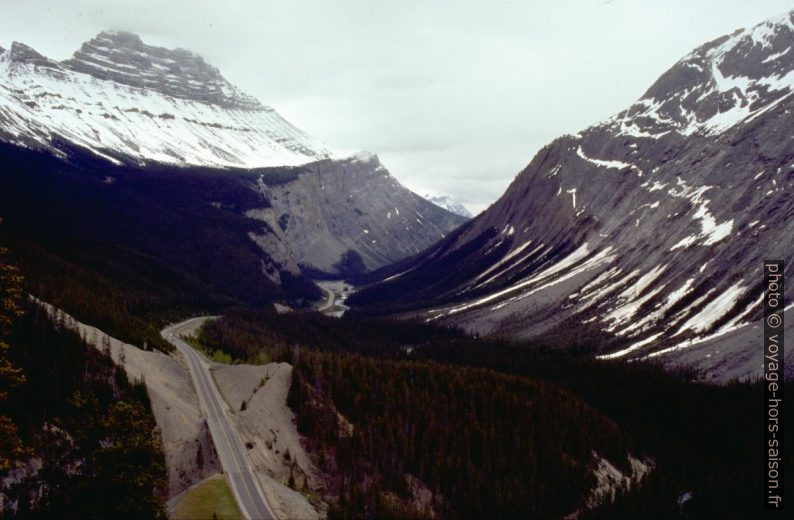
[251,351,272,365]
[173,475,243,520]
[181,323,235,365]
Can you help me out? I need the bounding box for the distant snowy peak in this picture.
[0,32,334,168]
[424,194,473,218]
[605,10,794,138]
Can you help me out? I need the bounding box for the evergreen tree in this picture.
[0,242,27,472]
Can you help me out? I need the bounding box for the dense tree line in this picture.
[0,244,26,475]
[195,306,478,362]
[0,251,167,518]
[288,350,627,519]
[200,308,792,518]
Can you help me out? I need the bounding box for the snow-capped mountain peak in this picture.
[424,194,473,218]
[0,32,334,168]
[607,10,794,138]
[63,31,261,110]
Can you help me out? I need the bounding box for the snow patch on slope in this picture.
[674,283,747,335]
[436,243,600,317]
[576,145,637,171]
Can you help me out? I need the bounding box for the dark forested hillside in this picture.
[197,309,791,519]
[0,250,167,518]
[0,143,320,352]
[288,350,627,519]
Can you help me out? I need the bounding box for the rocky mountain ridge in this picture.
[351,11,794,380]
[65,31,261,109]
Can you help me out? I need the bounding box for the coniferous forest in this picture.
[196,308,792,519]
[0,248,167,519]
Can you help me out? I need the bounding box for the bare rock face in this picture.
[352,11,794,380]
[248,154,467,273]
[8,42,61,69]
[63,31,260,110]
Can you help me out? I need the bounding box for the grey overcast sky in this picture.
[1,1,792,213]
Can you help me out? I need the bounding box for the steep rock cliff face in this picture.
[248,154,465,273]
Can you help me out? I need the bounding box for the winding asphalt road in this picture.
[318,284,336,311]
[316,280,352,316]
[163,318,276,520]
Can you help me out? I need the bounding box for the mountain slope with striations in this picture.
[351,11,794,381]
